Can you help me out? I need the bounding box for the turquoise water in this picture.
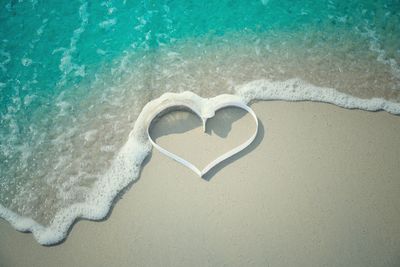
[0,0,399,244]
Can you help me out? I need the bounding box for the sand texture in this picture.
[1,101,400,267]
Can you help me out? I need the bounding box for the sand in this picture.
[1,101,400,267]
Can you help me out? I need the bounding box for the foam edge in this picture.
[1,78,399,245]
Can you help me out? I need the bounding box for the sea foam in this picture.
[57,0,89,87]
[1,79,400,245]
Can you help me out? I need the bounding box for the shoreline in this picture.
[1,100,400,266]
[3,80,400,247]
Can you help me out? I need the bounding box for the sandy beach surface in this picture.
[1,101,400,267]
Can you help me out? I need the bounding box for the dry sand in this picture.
[1,101,400,267]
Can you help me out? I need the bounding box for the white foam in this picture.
[236,79,400,114]
[21,58,33,67]
[0,49,11,73]
[99,18,117,29]
[1,79,400,245]
[57,0,89,87]
[361,26,400,81]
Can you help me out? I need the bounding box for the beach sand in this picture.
[1,101,400,267]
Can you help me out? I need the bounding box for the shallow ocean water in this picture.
[0,0,399,244]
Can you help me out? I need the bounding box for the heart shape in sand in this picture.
[146,92,258,177]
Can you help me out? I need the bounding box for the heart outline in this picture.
[147,93,258,177]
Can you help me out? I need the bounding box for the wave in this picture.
[1,78,399,245]
[0,49,11,73]
[57,0,89,87]
[360,26,400,82]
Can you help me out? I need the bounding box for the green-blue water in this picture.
[0,0,399,244]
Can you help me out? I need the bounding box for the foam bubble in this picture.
[21,58,33,67]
